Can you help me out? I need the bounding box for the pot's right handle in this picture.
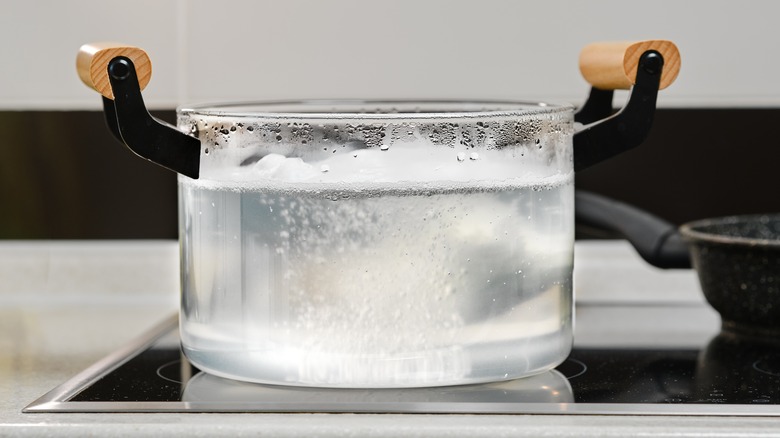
[573,40,681,171]
[579,40,681,91]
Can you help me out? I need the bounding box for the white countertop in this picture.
[1,240,779,437]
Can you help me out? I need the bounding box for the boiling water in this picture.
[179,173,573,388]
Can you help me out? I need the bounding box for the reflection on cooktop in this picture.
[69,349,780,406]
[69,334,780,406]
[24,315,780,415]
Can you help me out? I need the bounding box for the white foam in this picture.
[250,154,321,181]
[192,142,572,193]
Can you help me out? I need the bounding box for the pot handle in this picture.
[77,43,153,99]
[76,43,201,179]
[575,190,691,269]
[573,40,681,171]
[579,40,681,91]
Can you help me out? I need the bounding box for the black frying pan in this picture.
[576,191,780,336]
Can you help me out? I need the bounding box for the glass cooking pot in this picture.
[178,101,575,387]
[76,40,680,387]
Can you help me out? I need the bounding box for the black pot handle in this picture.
[77,41,680,179]
[573,40,681,171]
[77,43,201,179]
[575,190,692,269]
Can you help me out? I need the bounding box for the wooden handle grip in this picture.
[77,42,152,99]
[579,40,680,90]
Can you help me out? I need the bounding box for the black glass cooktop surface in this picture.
[24,309,780,415]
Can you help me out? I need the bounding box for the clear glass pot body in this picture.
[176,101,575,388]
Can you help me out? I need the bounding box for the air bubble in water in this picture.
[469,152,479,161]
[456,152,466,162]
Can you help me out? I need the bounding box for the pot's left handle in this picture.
[77,42,201,179]
[573,40,681,171]
[77,43,153,99]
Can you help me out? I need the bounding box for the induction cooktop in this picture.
[24,305,780,416]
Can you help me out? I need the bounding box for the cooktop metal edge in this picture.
[23,315,178,414]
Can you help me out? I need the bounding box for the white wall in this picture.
[2,0,779,110]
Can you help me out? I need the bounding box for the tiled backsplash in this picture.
[2,1,780,239]
[2,0,780,110]
[0,111,178,239]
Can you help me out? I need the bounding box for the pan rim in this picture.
[679,213,780,248]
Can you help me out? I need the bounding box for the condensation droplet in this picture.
[456,152,466,162]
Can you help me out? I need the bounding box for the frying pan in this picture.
[575,191,780,336]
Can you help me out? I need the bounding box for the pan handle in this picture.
[575,190,692,269]
[573,40,681,171]
[77,43,201,179]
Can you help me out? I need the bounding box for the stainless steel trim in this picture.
[23,401,780,416]
[22,314,178,413]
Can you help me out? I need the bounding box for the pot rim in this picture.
[177,99,575,121]
[679,213,780,248]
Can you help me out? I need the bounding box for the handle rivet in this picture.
[109,58,131,81]
[641,51,664,76]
